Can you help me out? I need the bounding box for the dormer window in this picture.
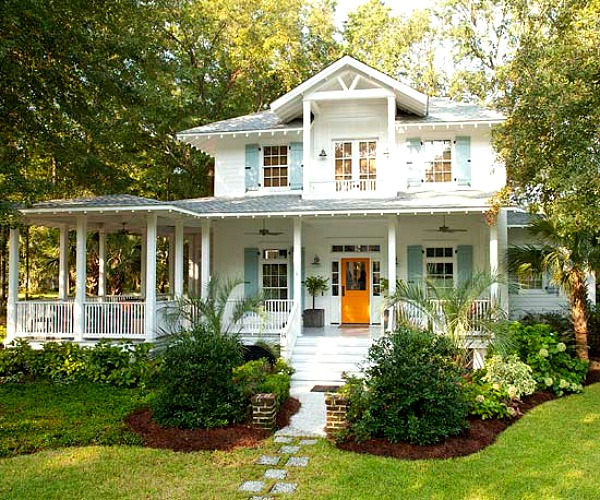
[263,146,288,188]
[423,140,452,183]
[334,140,377,191]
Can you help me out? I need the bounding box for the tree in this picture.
[494,0,600,229]
[507,218,600,361]
[343,0,446,95]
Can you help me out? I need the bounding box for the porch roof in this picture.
[174,191,496,217]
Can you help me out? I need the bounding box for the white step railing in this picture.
[15,301,74,338]
[280,301,301,359]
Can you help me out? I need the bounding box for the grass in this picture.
[0,382,147,457]
[0,383,599,499]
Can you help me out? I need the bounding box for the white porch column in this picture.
[387,216,397,295]
[74,216,87,341]
[496,209,509,309]
[387,95,396,161]
[98,229,106,298]
[302,99,311,193]
[188,233,200,296]
[6,226,20,343]
[58,225,69,300]
[140,231,146,295]
[144,214,157,340]
[174,221,184,298]
[167,234,174,296]
[489,222,499,301]
[293,218,302,311]
[201,219,211,299]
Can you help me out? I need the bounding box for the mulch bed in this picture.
[125,366,600,458]
[125,397,301,453]
[337,366,600,460]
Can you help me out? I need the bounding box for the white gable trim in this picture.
[271,56,428,121]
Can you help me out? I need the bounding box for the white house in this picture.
[5,57,572,377]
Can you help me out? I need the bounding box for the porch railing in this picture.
[280,301,301,359]
[15,301,75,338]
[84,302,145,338]
[237,299,295,337]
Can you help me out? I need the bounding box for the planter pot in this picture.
[303,309,325,328]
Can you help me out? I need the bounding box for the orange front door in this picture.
[341,258,370,324]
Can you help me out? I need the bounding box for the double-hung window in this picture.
[262,249,288,299]
[425,246,454,291]
[423,140,452,183]
[263,146,288,188]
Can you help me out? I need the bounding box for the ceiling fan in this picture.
[245,219,283,237]
[426,215,467,234]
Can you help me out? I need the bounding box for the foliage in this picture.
[388,271,509,364]
[344,0,445,95]
[232,358,293,409]
[506,322,588,396]
[507,218,600,360]
[342,327,468,445]
[304,275,329,309]
[464,379,514,420]
[0,381,146,457]
[151,323,245,429]
[481,354,537,400]
[0,340,155,387]
[495,0,600,229]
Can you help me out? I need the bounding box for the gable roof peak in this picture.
[270,56,429,122]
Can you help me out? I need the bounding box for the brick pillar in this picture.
[251,393,277,432]
[325,393,348,435]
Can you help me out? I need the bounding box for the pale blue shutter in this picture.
[406,138,422,188]
[456,245,473,284]
[407,245,423,284]
[244,248,259,297]
[455,136,471,187]
[289,142,303,190]
[245,144,260,191]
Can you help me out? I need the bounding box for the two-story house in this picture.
[5,57,572,377]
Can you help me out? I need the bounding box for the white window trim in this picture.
[421,139,454,185]
[261,144,290,191]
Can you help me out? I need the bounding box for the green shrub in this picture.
[0,340,155,388]
[481,354,537,399]
[342,327,469,445]
[151,324,245,429]
[233,357,293,409]
[507,322,588,396]
[464,379,514,420]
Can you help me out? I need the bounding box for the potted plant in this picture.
[303,275,329,328]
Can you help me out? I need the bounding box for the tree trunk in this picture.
[571,271,589,361]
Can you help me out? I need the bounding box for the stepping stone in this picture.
[239,481,266,493]
[299,439,318,446]
[256,455,281,466]
[264,469,287,480]
[274,436,294,443]
[270,482,298,494]
[285,456,309,467]
[279,445,300,454]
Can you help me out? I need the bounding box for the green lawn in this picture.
[0,383,599,499]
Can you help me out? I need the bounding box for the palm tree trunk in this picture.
[571,271,589,361]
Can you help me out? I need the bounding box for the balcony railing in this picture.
[309,179,379,196]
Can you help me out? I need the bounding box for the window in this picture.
[334,140,377,191]
[331,261,340,296]
[512,270,543,290]
[331,244,380,253]
[263,146,288,188]
[425,247,454,290]
[423,140,452,183]
[372,261,381,296]
[262,263,288,299]
[262,248,288,299]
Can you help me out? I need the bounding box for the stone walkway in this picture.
[238,383,327,497]
[238,436,317,498]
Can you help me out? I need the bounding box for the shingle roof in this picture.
[396,98,504,124]
[178,111,303,136]
[24,194,164,210]
[174,191,495,216]
[507,210,537,227]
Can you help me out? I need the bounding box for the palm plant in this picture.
[387,271,508,364]
[507,218,600,361]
